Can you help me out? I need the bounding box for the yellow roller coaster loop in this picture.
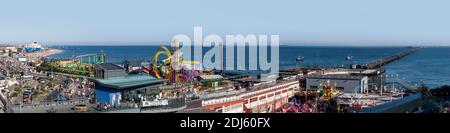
[152,45,173,79]
[150,40,201,83]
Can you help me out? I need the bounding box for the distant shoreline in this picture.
[24,48,63,58]
[46,48,63,56]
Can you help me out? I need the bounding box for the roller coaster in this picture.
[75,51,106,64]
[40,51,106,77]
[139,41,252,96]
[140,41,202,84]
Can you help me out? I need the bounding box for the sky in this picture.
[0,0,450,46]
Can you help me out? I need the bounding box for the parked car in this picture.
[72,104,88,112]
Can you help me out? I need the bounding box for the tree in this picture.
[10,92,18,97]
[10,69,20,75]
[417,84,431,98]
[14,87,22,93]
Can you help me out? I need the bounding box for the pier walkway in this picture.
[366,47,421,69]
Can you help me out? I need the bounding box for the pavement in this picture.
[13,101,95,113]
[176,99,213,113]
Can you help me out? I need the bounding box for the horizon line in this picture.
[1,41,449,47]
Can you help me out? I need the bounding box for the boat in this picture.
[296,56,305,62]
[346,55,353,60]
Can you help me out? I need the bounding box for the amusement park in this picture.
[38,51,106,77]
[0,41,437,114]
[3,1,450,132]
[4,40,255,113]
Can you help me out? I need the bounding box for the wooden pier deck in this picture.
[366,47,421,69]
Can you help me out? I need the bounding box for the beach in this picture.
[24,48,63,58]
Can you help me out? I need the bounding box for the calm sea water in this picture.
[47,45,450,88]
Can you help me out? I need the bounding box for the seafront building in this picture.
[90,63,185,112]
[306,75,369,93]
[201,77,299,113]
[24,42,44,53]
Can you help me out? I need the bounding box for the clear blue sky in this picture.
[1,0,449,45]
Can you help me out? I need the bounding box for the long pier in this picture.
[366,47,421,69]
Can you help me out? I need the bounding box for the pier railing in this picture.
[95,98,186,113]
[12,98,91,112]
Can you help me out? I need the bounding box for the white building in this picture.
[201,80,299,113]
[306,75,369,93]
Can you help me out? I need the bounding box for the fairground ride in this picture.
[141,41,202,84]
[39,51,106,77]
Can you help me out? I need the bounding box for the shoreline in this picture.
[24,48,63,58]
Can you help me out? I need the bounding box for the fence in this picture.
[12,98,90,112]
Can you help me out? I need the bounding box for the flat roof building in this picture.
[306,74,368,93]
[93,63,127,79]
[91,63,166,106]
[91,74,166,106]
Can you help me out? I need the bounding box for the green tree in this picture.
[10,69,20,75]
[10,92,18,97]
[14,87,22,93]
[417,84,432,98]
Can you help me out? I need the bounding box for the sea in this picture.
[47,45,450,88]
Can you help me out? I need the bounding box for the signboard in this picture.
[141,100,169,107]
[18,58,27,62]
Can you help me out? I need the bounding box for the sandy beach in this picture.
[24,48,63,58]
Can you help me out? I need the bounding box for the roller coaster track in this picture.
[74,51,106,64]
[151,45,173,79]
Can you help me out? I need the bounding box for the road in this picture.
[0,100,4,113]
[0,92,13,113]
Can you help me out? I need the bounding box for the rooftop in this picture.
[199,75,223,80]
[96,63,124,71]
[307,74,366,80]
[91,74,166,89]
[361,69,380,74]
[127,61,143,67]
[176,108,218,113]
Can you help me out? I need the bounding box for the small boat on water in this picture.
[296,56,305,62]
[346,55,353,60]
